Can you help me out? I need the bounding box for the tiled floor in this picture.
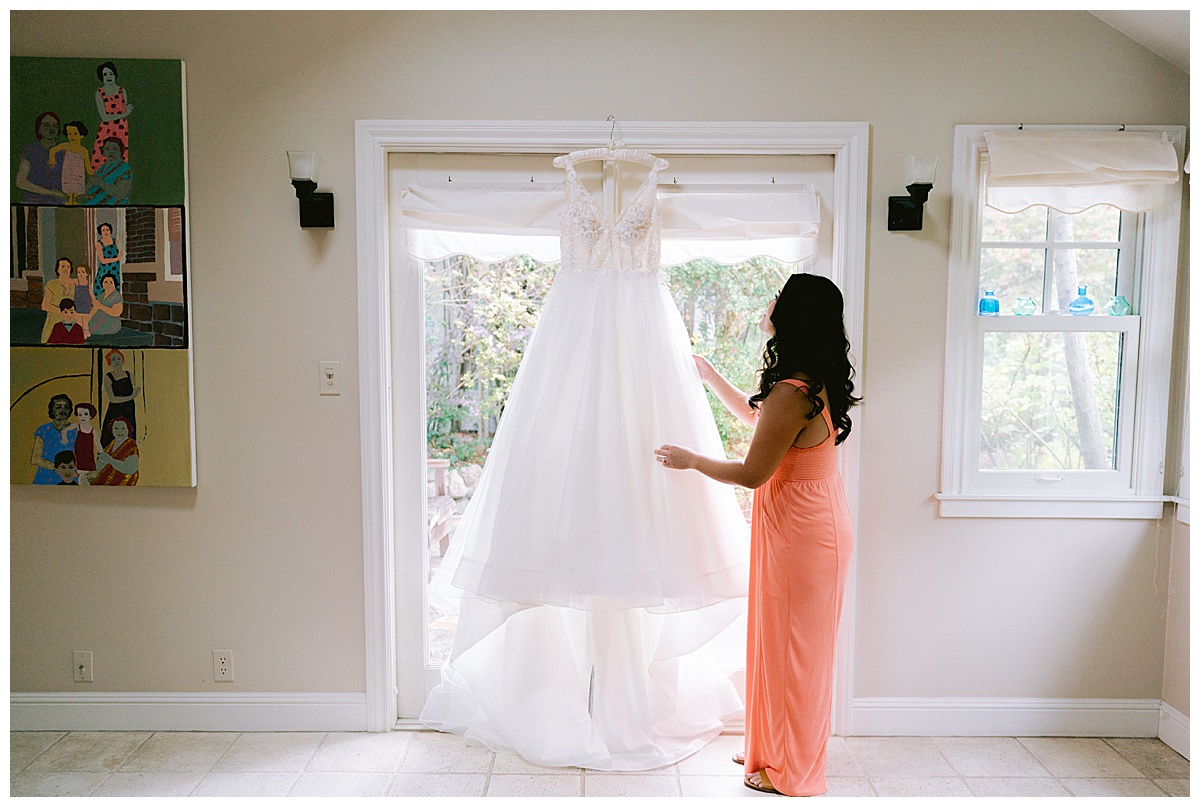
[9,730,1189,797]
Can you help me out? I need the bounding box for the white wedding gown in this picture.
[420,148,750,771]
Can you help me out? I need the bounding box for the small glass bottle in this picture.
[1105,295,1131,316]
[978,289,999,317]
[1012,296,1037,316]
[1067,285,1094,316]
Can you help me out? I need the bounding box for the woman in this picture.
[85,137,133,205]
[16,111,67,204]
[655,273,860,797]
[93,417,139,486]
[30,393,77,485]
[91,61,132,171]
[40,257,75,343]
[100,349,139,449]
[94,222,121,298]
[87,274,123,338]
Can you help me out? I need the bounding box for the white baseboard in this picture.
[11,692,369,732]
[849,697,1161,737]
[1158,701,1189,759]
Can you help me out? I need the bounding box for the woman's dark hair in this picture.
[97,222,112,236]
[96,61,118,81]
[102,136,126,157]
[748,273,861,445]
[48,393,73,418]
[63,120,88,137]
[34,111,60,138]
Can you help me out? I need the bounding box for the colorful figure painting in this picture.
[10,57,193,487]
[11,348,194,486]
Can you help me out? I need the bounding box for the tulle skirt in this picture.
[421,266,750,769]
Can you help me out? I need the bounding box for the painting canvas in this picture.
[10,57,194,486]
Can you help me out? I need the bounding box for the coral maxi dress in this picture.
[744,378,855,796]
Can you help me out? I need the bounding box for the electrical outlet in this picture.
[213,650,234,682]
[73,650,93,683]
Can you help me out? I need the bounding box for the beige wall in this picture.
[1163,518,1189,717]
[10,11,1189,704]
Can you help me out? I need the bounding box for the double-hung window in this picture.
[939,125,1185,518]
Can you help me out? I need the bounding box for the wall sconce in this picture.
[888,156,937,231]
[287,151,334,228]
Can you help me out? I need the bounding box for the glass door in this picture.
[391,151,837,719]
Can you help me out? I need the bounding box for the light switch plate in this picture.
[319,361,341,396]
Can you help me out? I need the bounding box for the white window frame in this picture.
[938,124,1185,519]
[355,120,869,732]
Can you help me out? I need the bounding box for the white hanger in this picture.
[553,117,668,171]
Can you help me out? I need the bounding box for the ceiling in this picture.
[1090,10,1190,73]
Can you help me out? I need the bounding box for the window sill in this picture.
[1167,496,1190,525]
[935,493,1167,520]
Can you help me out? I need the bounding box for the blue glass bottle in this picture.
[978,289,999,317]
[1068,285,1094,316]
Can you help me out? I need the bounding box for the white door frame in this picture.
[354,120,870,732]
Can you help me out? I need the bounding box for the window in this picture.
[938,126,1185,518]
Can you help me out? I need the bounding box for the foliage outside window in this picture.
[425,253,790,477]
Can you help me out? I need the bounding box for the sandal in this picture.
[744,771,781,795]
[733,752,745,765]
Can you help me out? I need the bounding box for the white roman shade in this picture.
[983,130,1180,214]
[399,182,820,265]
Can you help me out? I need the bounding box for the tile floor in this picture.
[9,730,1189,797]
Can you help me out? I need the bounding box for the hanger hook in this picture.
[607,115,617,143]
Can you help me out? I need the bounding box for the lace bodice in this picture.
[554,148,669,274]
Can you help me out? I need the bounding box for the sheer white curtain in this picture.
[399,182,820,264]
[983,130,1180,213]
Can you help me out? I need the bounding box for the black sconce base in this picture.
[292,179,335,229]
[888,182,933,231]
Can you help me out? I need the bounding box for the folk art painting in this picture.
[10,57,195,486]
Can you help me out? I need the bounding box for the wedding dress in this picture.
[420,147,750,771]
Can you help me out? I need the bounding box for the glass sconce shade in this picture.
[287,151,319,182]
[905,155,938,186]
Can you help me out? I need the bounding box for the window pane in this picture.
[980,248,1045,311]
[1069,205,1122,242]
[1048,249,1120,311]
[981,331,1121,471]
[982,204,1047,242]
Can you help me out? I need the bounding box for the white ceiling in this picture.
[1090,10,1190,73]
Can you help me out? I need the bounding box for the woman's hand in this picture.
[654,444,698,471]
[692,354,715,383]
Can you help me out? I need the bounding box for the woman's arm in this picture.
[46,142,66,166]
[15,156,67,200]
[30,434,53,471]
[656,383,812,489]
[93,297,123,317]
[41,286,59,316]
[694,355,757,427]
[95,89,118,122]
[106,447,138,474]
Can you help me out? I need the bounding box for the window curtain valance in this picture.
[983,130,1180,214]
[399,183,821,266]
